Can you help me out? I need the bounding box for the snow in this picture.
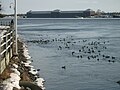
[2,64,21,90]
[24,63,34,68]
[22,43,45,89]
[29,68,38,75]
[13,64,18,69]
[21,60,34,68]
[9,73,21,89]
[2,73,21,90]
[1,42,45,90]
[22,43,38,75]
[23,44,31,60]
[26,60,32,64]
[11,68,20,76]
[35,78,45,90]
[0,26,10,29]
[2,83,13,90]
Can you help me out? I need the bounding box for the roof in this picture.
[27,10,51,14]
[27,10,85,14]
[61,11,84,13]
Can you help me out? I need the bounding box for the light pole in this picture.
[14,0,18,54]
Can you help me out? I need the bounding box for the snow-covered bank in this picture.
[2,64,21,90]
[0,40,45,90]
[22,43,45,90]
[0,26,10,30]
[35,78,45,90]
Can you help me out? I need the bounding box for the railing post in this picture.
[5,32,7,66]
[0,34,1,73]
[14,0,18,55]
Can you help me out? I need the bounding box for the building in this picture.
[26,9,95,18]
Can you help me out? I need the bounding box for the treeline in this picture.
[0,14,5,18]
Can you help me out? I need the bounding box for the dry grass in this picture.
[0,67,11,82]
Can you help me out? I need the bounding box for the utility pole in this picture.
[14,0,18,54]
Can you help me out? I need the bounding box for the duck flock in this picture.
[27,34,118,64]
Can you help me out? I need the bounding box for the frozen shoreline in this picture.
[22,42,45,90]
[0,39,45,90]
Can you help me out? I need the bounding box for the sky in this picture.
[1,0,120,14]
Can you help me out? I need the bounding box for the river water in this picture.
[14,18,120,90]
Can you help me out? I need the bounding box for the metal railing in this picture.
[0,24,15,73]
[0,26,14,56]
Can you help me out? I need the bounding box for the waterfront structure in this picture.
[26,9,95,18]
[0,23,14,74]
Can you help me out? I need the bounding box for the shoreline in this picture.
[0,39,45,90]
[18,39,45,89]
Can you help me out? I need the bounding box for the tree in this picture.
[0,1,2,11]
[0,1,5,18]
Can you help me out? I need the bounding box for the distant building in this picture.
[26,9,95,18]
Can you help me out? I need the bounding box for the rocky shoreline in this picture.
[0,39,45,90]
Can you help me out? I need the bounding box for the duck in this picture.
[62,66,66,69]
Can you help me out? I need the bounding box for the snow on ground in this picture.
[29,68,38,75]
[22,61,34,68]
[13,64,18,69]
[22,43,46,89]
[0,26,10,29]
[11,68,20,76]
[2,64,21,90]
[35,78,45,90]
[23,43,31,59]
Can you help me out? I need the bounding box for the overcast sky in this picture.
[1,0,120,14]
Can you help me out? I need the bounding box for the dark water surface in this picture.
[2,18,120,90]
[18,18,120,90]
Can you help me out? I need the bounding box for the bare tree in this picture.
[0,1,4,18]
[0,1,2,11]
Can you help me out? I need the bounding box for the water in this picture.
[3,18,120,90]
